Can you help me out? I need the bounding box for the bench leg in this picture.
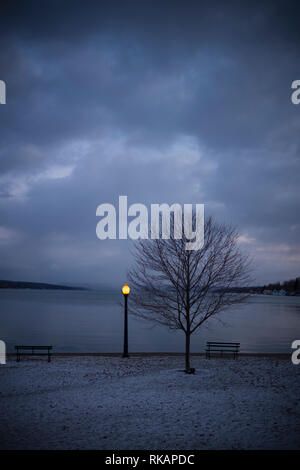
[48,351,51,362]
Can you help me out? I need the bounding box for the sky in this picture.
[0,0,299,287]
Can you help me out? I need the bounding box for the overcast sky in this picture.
[0,0,299,287]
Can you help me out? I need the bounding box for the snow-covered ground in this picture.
[0,355,299,449]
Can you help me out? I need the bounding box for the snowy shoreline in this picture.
[6,352,292,358]
[0,355,299,450]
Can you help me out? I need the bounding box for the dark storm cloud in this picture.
[0,0,299,285]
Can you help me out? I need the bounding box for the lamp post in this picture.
[122,283,130,358]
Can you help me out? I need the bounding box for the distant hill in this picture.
[0,280,87,290]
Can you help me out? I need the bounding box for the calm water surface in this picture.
[0,289,299,353]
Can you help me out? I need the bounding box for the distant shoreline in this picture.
[0,280,87,290]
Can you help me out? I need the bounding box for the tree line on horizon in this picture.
[229,277,300,295]
[261,277,300,295]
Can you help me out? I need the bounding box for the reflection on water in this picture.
[0,289,299,353]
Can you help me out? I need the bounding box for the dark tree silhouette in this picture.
[128,215,252,372]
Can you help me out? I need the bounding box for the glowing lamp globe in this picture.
[122,283,130,296]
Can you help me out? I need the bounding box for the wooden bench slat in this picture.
[15,346,52,349]
[207,342,240,345]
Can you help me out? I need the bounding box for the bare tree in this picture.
[128,215,252,372]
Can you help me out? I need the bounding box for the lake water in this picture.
[0,289,299,353]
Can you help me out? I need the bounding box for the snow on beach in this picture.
[0,355,299,450]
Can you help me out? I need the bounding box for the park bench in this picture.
[15,345,53,362]
[206,341,240,359]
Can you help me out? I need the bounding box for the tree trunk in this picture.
[185,332,191,372]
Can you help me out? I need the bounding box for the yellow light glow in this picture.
[122,283,130,295]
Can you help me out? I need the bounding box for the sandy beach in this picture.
[0,355,299,450]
